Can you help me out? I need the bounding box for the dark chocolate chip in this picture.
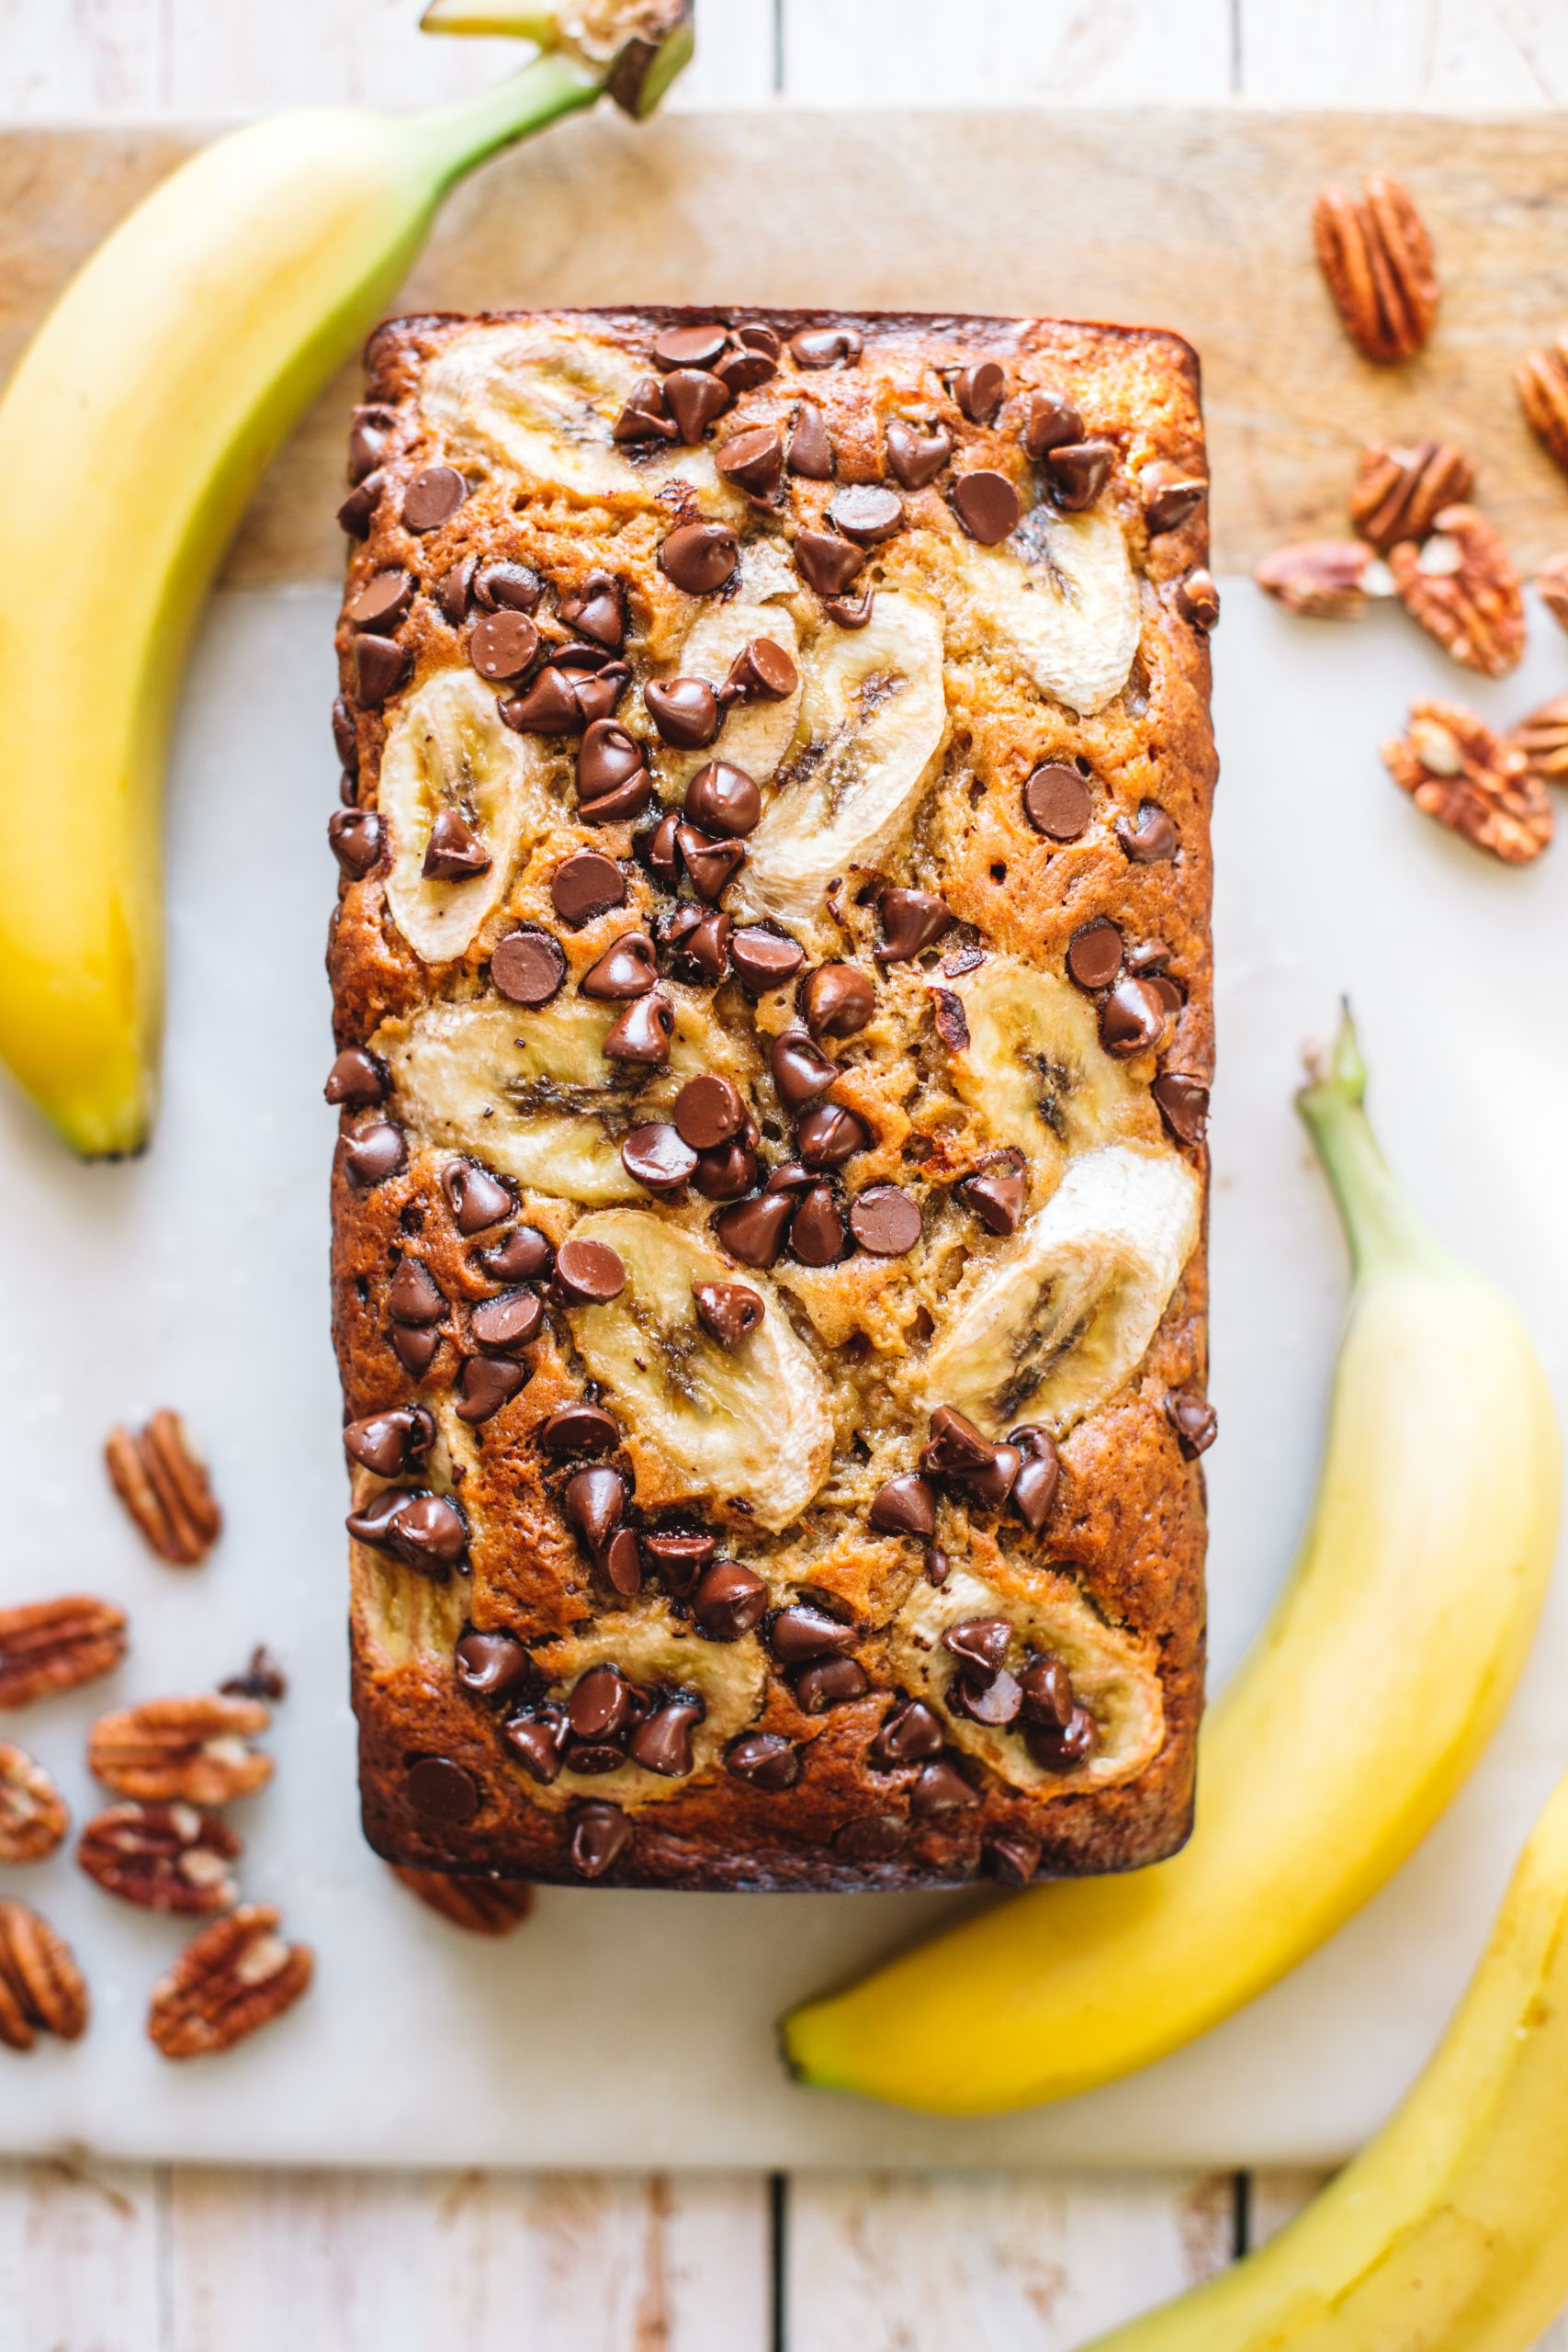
[676,824,746,900]
[578,718,646,806]
[951,469,1021,545]
[1167,1392,1218,1458]
[849,1184,921,1257]
[1117,801,1179,863]
[1022,763,1093,841]
[1144,471,1208,533]
[391,1324,441,1376]
[943,1616,1012,1677]
[675,1073,746,1150]
[964,1442,1021,1510]
[474,561,543,614]
[715,426,784,497]
[643,808,682,885]
[763,1162,816,1194]
[771,1029,840,1111]
[1046,437,1114,510]
[769,1603,856,1664]
[336,470,382,537]
[693,1140,759,1200]
[639,1529,716,1591]
[795,1657,871,1715]
[797,1103,870,1170]
[685,759,761,837]
[581,930,659,998]
[347,568,413,633]
[438,556,477,624]
[569,1801,631,1879]
[953,358,1006,423]
[1100,976,1168,1057]
[828,484,905,545]
[404,1756,479,1823]
[911,1758,981,1816]
[826,587,876,629]
[922,1403,995,1478]
[1022,390,1084,458]
[614,375,678,442]
[692,1559,769,1640]
[626,1694,704,1777]
[785,401,834,478]
[537,1401,619,1458]
[352,633,408,706]
[1020,1652,1074,1730]
[469,1287,544,1353]
[802,963,874,1040]
[559,570,627,652]
[714,346,778,396]
[652,322,729,370]
[693,1279,764,1349]
[794,528,865,596]
[347,406,395,484]
[714,1188,795,1269]
[831,1813,905,1861]
[871,1699,945,1765]
[729,925,805,990]
[389,1492,469,1573]
[422,808,492,882]
[554,1238,626,1306]
[621,1122,697,1196]
[1025,1705,1099,1771]
[869,1473,937,1540]
[332,695,358,774]
[601,1527,643,1597]
[343,1405,434,1477]
[875,888,951,964]
[442,1158,513,1234]
[456,1354,527,1423]
[501,667,581,735]
[568,1663,635,1741]
[562,1466,626,1558]
[789,1185,846,1266]
[581,769,654,826]
[1178,569,1221,630]
[950,1665,1022,1726]
[455,1630,530,1699]
[645,675,721,749]
[478,1226,552,1284]
[565,1742,627,1775]
[930,988,970,1051]
[603,992,674,1063]
[1154,1073,1210,1146]
[504,1708,569,1784]
[469,608,539,682]
[721,638,799,705]
[673,907,732,983]
[343,1122,406,1188]
[401,466,467,533]
[1066,917,1124,991]
[964,1151,1027,1236]
[663,368,732,443]
[725,1731,800,1789]
[886,419,953,490]
[324,1045,388,1109]
[790,325,863,369]
[659,520,739,595]
[389,1257,446,1326]
[1009,1426,1061,1532]
[488,927,565,1008]
[984,1833,1043,1885]
[345,1487,411,1548]
[549,850,626,929]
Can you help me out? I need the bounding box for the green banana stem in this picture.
[1295,1004,1441,1279]
[413,49,603,187]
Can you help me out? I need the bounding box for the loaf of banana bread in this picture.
[327,306,1216,1892]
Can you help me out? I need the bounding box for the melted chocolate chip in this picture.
[537,1401,619,1457]
[347,406,395,484]
[469,1287,544,1353]
[456,1355,527,1423]
[478,1226,552,1284]
[721,638,798,704]
[871,1699,945,1764]
[922,1403,996,1479]
[603,993,674,1064]
[950,1665,1022,1727]
[1167,1392,1218,1457]
[714,1189,795,1268]
[581,930,659,999]
[1020,1652,1074,1729]
[352,633,408,706]
[404,1756,479,1823]
[614,375,677,443]
[442,1159,513,1234]
[621,1122,697,1196]
[337,471,382,538]
[886,419,953,490]
[951,469,1021,545]
[558,571,626,650]
[1021,390,1084,458]
[570,1801,631,1879]
[729,925,805,990]
[875,888,952,964]
[389,1257,446,1326]
[676,825,747,901]
[1066,917,1124,991]
[332,695,358,774]
[652,322,729,369]
[1009,1425,1061,1532]
[504,1709,569,1784]
[869,1473,937,1540]
[849,1184,921,1257]
[964,1151,1027,1235]
[455,1630,530,1700]
[788,1184,847,1266]
[644,676,721,749]
[640,1529,716,1591]
[715,346,778,396]
[673,908,732,983]
[675,1074,747,1150]
[953,358,1006,423]
[390,1325,441,1376]
[626,1694,704,1777]
[1178,569,1222,630]
[797,1103,870,1170]
[1153,1073,1210,1146]
[1100,975,1168,1057]
[692,1559,769,1640]
[693,1140,759,1200]
[769,1604,857,1663]
[474,561,542,614]
[343,1405,433,1476]
[911,1758,981,1816]
[324,1046,387,1108]
[550,850,626,927]
[562,1466,626,1559]
[401,466,467,533]
[1026,1705,1098,1771]
[1144,470,1208,533]
[803,962,874,1038]
[725,1731,800,1789]
[685,759,761,837]
[347,568,413,633]
[1022,763,1093,841]
[659,520,739,595]
[568,1663,635,1741]
[794,528,866,597]
[343,1122,406,1188]
[554,1238,626,1306]
[771,1029,840,1110]
[1117,801,1179,863]
[795,1657,870,1713]
[328,807,383,878]
[828,484,905,545]
[944,1617,1012,1677]
[785,401,834,478]
[984,1833,1043,1885]
[791,325,863,369]
[422,808,492,882]
[578,718,647,808]
[716,427,784,497]
[469,608,539,682]
[693,1279,763,1349]
[664,368,732,443]
[1046,437,1114,509]
[388,1492,468,1574]
[438,556,477,623]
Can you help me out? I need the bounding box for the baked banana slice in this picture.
[563,1209,834,1530]
[919,1145,1201,1434]
[420,322,727,504]
[524,1605,765,1807]
[380,667,552,964]
[889,1567,1165,1792]
[737,593,948,932]
[654,598,804,794]
[380,999,708,1205]
[946,503,1140,718]
[936,955,1161,1182]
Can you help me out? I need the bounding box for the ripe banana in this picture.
[0,7,689,1157]
[381,667,553,961]
[1083,1763,1568,2352]
[784,1008,1561,2111]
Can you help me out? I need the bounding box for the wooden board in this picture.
[6,107,1568,592]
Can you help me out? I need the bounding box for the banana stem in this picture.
[411,48,604,190]
[1295,1004,1439,1279]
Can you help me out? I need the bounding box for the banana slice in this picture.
[379,668,552,965]
[655,599,804,794]
[935,955,1161,1180]
[420,322,727,505]
[563,1209,833,1530]
[524,1605,765,1808]
[920,1145,1201,1434]
[946,503,1140,718]
[380,999,709,1206]
[736,593,948,931]
[889,1567,1165,1792]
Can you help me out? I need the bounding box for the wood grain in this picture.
[781,0,1235,103]
[0,2155,163,2352]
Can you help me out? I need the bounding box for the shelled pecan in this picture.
[1349,438,1474,551]
[1383,699,1551,864]
[0,1595,127,1711]
[0,1901,88,2051]
[78,1801,242,1915]
[1534,555,1568,635]
[389,1864,535,1936]
[148,1905,312,2060]
[1509,693,1568,786]
[0,1745,68,1863]
[88,1695,273,1805]
[1313,173,1438,362]
[1387,505,1525,676]
[105,1409,221,1566]
[1254,539,1392,617]
[1515,333,1568,479]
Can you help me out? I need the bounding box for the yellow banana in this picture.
[0,6,689,1158]
[784,1009,1561,2111]
[1084,1761,1568,2351]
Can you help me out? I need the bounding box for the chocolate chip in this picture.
[352,633,408,706]
[347,568,413,632]
[676,825,747,900]
[332,695,358,773]
[922,1403,995,1478]
[876,888,951,964]
[833,1813,907,1861]
[456,1354,527,1423]
[479,1226,552,1284]
[603,993,674,1064]
[581,930,659,998]
[794,528,865,596]
[1020,1653,1074,1729]
[1046,437,1114,509]
[984,1833,1043,1885]
[345,1487,412,1549]
[797,1104,870,1170]
[474,561,542,614]
[455,1630,530,1700]
[769,1603,856,1663]
[343,1405,434,1476]
[1026,1705,1098,1771]
[828,484,905,545]
[405,1756,479,1823]
[422,808,492,882]
[714,1189,795,1268]
[337,471,382,537]
[871,1699,945,1764]
[964,1441,1021,1511]
[442,1159,513,1234]
[570,1801,631,1879]
[664,368,732,443]
[621,1122,697,1196]
[550,850,626,928]
[1022,390,1084,458]
[601,1527,644,1597]
[685,759,761,837]
[1117,801,1178,863]
[488,927,565,1009]
[693,1279,764,1349]
[673,908,732,983]
[944,1617,1011,1677]
[886,422,953,490]
[1154,1073,1210,1146]
[653,322,729,369]
[795,1657,870,1713]
[725,1731,800,1789]
[715,346,778,397]
[554,1237,626,1306]
[568,1663,635,1741]
[566,1741,628,1775]
[347,406,395,484]
[1100,976,1168,1057]
[389,1492,469,1573]
[537,1400,619,1457]
[763,1163,817,1195]
[785,401,834,478]
[772,1029,840,1111]
[438,557,477,623]
[469,1287,545,1353]
[850,1185,921,1257]
[644,676,721,749]
[1178,569,1221,630]
[627,1694,704,1777]
[964,1152,1027,1236]
[1022,763,1093,841]
[693,1140,758,1201]
[730,925,805,990]
[790,325,863,369]
[675,1073,746,1150]
[950,1666,1022,1726]
[721,638,798,704]
[324,1046,388,1108]
[1066,917,1124,991]
[469,608,539,682]
[789,1185,847,1266]
[578,718,645,806]
[643,809,681,886]
[1009,1426,1060,1532]
[562,1466,626,1560]
[614,375,678,442]
[951,469,1021,545]
[343,1122,406,1188]
[911,1759,981,1816]
[391,1326,440,1376]
[659,520,739,595]
[953,358,1006,423]
[802,963,874,1040]
[389,1258,446,1326]
[869,1474,937,1540]
[716,426,784,497]
[504,1709,569,1784]
[639,1529,716,1590]
[501,667,582,735]
[1144,471,1208,533]
[1167,1392,1217,1457]
[582,772,654,827]
[401,466,467,533]
[692,1559,769,1640]
[559,573,626,654]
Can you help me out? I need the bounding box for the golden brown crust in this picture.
[330,306,1215,1892]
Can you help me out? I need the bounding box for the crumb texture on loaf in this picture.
[327,307,1216,1891]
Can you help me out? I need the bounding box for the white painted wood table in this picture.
[6,3,1568,2345]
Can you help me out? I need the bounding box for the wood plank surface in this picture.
[780,0,1235,104]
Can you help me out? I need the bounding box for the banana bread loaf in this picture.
[328,306,1216,1892]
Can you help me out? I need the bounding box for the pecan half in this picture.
[1349,438,1474,552]
[1383,699,1551,864]
[0,1595,128,1712]
[1254,539,1391,618]
[1509,692,1568,786]
[389,1864,535,1936]
[0,1901,88,2051]
[1313,173,1438,362]
[105,1410,221,1566]
[1535,555,1568,635]
[1516,334,1568,479]
[88,1695,272,1805]
[1387,505,1526,676]
[148,1905,312,2060]
[0,1744,68,1863]
[78,1802,242,1915]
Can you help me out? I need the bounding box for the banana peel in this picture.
[422,3,695,119]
